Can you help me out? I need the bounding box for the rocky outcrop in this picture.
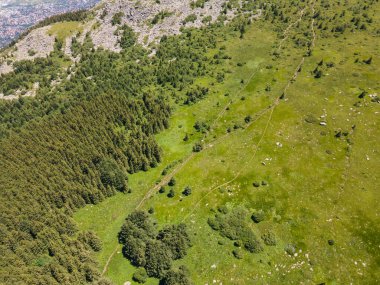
[0,0,244,78]
[91,0,238,49]
[14,26,55,61]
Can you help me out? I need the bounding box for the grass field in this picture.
[48,21,83,41]
[74,1,380,284]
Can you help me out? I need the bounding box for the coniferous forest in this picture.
[0,19,221,284]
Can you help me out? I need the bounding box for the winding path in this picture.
[101,1,317,275]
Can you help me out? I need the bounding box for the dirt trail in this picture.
[181,101,277,222]
[209,65,263,132]
[181,0,317,222]
[101,245,120,276]
[102,1,317,275]
[132,62,267,209]
[277,4,309,50]
[101,63,265,277]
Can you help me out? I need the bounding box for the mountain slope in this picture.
[0,0,379,285]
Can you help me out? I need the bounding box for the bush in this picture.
[251,210,265,223]
[168,177,176,186]
[244,115,252,123]
[182,186,192,196]
[192,142,203,152]
[208,207,263,254]
[216,72,225,83]
[112,12,124,25]
[217,205,229,214]
[159,266,192,285]
[151,11,173,25]
[244,238,263,253]
[313,68,323,78]
[285,244,296,256]
[167,189,175,198]
[133,268,148,283]
[157,224,191,259]
[119,25,136,49]
[232,249,243,259]
[182,14,197,25]
[193,121,209,133]
[252,181,260,187]
[261,231,277,246]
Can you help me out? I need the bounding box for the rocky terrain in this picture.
[0,0,250,100]
[1,0,243,71]
[91,0,237,51]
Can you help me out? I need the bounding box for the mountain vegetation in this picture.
[0,0,379,284]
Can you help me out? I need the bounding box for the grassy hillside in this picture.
[74,1,380,284]
[1,0,379,284]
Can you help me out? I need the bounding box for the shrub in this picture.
[151,11,173,25]
[216,72,225,83]
[193,121,209,133]
[233,249,243,259]
[112,12,124,25]
[183,14,197,25]
[167,189,175,198]
[363,57,372,64]
[160,266,192,285]
[251,210,265,223]
[285,244,296,256]
[157,224,191,259]
[208,207,264,254]
[202,15,212,24]
[252,181,260,188]
[119,25,136,49]
[28,49,36,56]
[244,238,263,253]
[182,186,192,196]
[168,178,176,186]
[261,231,277,246]
[193,142,203,152]
[217,205,229,214]
[159,186,166,193]
[133,268,148,283]
[313,68,323,78]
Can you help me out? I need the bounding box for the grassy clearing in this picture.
[75,2,380,284]
[48,21,83,41]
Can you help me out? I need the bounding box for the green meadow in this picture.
[74,1,380,284]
